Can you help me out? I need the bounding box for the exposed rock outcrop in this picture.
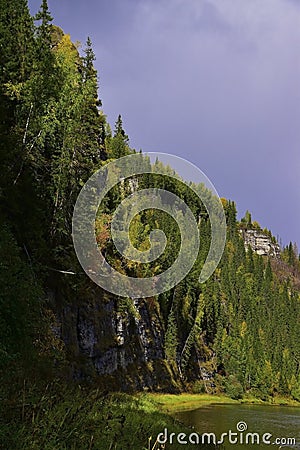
[240,228,280,257]
[52,289,180,391]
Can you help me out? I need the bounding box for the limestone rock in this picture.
[240,228,280,257]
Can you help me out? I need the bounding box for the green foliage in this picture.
[0,383,216,449]
[0,220,66,391]
[241,209,252,228]
[191,380,206,394]
[0,222,43,369]
[164,309,178,363]
[107,114,131,159]
[282,241,300,270]
[291,383,300,402]
[223,375,244,400]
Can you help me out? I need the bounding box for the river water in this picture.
[174,404,300,449]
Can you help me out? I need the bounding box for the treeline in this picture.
[158,200,300,400]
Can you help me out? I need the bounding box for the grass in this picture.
[146,393,237,414]
[0,382,217,450]
[146,392,300,414]
[1,379,298,449]
[241,394,300,407]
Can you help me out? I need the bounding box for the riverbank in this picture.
[2,382,298,449]
[1,383,215,450]
[146,393,300,414]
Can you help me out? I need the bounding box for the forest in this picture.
[0,1,299,448]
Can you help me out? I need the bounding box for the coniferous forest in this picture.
[0,1,299,448]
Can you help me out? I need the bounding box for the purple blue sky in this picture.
[28,0,300,248]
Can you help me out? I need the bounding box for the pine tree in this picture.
[108,114,130,159]
[80,37,106,162]
[33,0,57,104]
[34,0,53,51]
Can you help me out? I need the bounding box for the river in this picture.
[174,404,300,449]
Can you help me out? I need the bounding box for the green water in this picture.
[174,404,300,449]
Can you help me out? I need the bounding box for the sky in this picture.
[28,0,300,248]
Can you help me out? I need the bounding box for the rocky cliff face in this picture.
[240,228,280,257]
[53,289,180,391]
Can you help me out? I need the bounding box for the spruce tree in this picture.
[108,114,130,159]
[80,37,106,162]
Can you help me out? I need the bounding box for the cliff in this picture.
[52,288,181,391]
[239,228,281,257]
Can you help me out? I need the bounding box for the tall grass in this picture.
[0,381,218,449]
